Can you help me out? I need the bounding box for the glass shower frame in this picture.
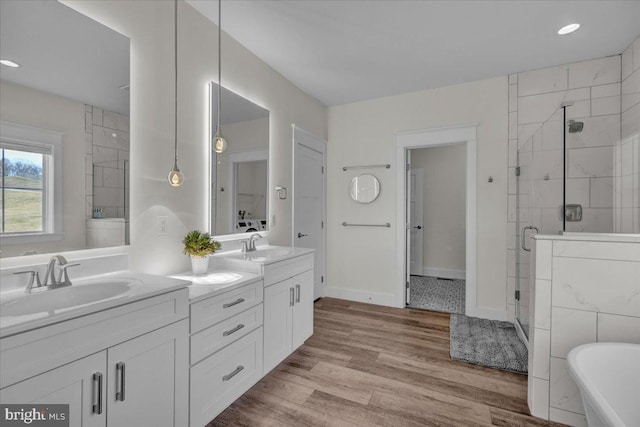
[515,100,627,339]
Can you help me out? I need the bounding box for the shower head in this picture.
[568,120,584,133]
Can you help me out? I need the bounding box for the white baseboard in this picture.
[466,305,507,321]
[324,286,397,308]
[421,267,465,280]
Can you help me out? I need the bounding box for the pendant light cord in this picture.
[217,0,222,136]
[174,0,179,162]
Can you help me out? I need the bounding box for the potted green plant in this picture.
[182,230,221,275]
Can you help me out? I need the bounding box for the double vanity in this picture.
[0,245,314,427]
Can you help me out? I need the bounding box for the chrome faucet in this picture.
[15,255,80,293]
[241,233,262,252]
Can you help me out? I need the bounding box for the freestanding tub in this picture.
[567,343,640,427]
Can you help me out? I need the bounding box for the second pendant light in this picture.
[213,0,227,154]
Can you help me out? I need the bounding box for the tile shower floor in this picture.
[408,275,465,314]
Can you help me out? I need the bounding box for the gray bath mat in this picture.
[450,314,528,374]
[408,275,465,314]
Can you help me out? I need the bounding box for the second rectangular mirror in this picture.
[210,83,269,236]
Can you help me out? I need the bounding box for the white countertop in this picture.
[170,270,262,303]
[0,271,190,338]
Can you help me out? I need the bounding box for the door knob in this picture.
[297,232,308,238]
[412,225,422,230]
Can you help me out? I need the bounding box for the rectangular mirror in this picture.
[210,83,269,237]
[0,0,130,258]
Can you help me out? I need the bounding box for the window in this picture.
[1,148,46,233]
[0,122,62,242]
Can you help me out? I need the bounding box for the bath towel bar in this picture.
[342,164,390,171]
[342,222,391,228]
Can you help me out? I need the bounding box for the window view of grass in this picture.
[1,149,44,233]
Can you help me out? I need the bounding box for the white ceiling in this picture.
[0,0,129,115]
[188,0,640,106]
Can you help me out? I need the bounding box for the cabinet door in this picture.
[292,269,314,349]
[263,278,294,374]
[0,352,106,427]
[107,319,188,427]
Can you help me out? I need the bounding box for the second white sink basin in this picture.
[0,280,134,316]
[217,245,314,265]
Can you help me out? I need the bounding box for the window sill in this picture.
[0,232,64,245]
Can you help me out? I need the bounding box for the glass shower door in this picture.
[515,110,564,338]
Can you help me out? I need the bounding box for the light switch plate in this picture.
[158,216,168,235]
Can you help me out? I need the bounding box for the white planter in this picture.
[190,256,209,275]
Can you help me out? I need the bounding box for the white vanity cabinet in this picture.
[0,352,106,427]
[106,320,188,427]
[188,279,264,427]
[263,256,314,374]
[0,288,189,427]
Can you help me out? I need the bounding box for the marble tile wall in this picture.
[507,55,625,322]
[617,36,640,233]
[84,106,130,219]
[528,235,640,426]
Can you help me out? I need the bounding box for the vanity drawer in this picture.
[190,303,263,365]
[263,254,313,287]
[190,280,263,333]
[190,327,263,427]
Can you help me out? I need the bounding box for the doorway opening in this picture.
[407,144,466,314]
[395,124,477,317]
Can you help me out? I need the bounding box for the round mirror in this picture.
[350,174,381,203]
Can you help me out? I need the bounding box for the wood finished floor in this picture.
[209,298,564,427]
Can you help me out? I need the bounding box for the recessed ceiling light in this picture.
[558,23,580,35]
[0,59,21,68]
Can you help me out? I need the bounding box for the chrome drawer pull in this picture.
[222,365,244,381]
[223,298,245,308]
[289,287,294,307]
[92,372,103,414]
[295,284,301,303]
[115,362,125,401]
[223,323,245,337]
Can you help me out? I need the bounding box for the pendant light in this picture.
[213,0,227,154]
[168,0,184,187]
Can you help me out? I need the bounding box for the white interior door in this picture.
[409,168,424,275]
[293,126,326,300]
[405,150,412,305]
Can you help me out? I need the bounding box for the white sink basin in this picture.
[219,246,309,264]
[241,248,292,262]
[0,280,134,316]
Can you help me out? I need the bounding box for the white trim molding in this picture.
[324,286,396,308]
[395,124,490,318]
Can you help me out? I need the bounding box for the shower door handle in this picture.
[521,226,539,252]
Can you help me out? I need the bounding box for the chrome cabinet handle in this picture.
[223,298,245,308]
[92,372,103,414]
[222,365,244,382]
[223,323,245,337]
[521,226,540,252]
[290,287,294,306]
[295,284,301,303]
[297,232,308,238]
[115,362,125,402]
